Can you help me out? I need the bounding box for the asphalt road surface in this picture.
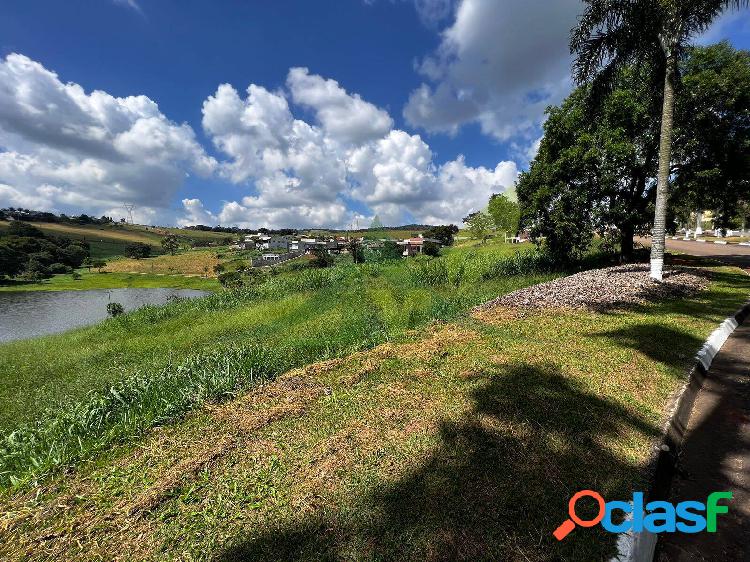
[637,237,750,271]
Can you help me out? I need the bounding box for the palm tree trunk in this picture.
[650,52,677,281]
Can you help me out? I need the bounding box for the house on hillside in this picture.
[398,236,442,257]
[291,237,338,254]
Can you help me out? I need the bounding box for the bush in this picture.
[309,249,334,268]
[125,242,151,260]
[218,271,245,289]
[48,263,72,274]
[422,241,441,257]
[106,302,125,317]
[71,272,82,281]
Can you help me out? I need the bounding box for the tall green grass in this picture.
[0,241,557,488]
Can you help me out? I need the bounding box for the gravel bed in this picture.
[477,264,710,312]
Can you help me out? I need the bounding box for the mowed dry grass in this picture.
[104,250,220,276]
[3,265,748,561]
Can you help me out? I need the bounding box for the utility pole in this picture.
[123,204,135,225]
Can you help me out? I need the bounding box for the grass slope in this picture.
[0,241,543,433]
[0,264,748,560]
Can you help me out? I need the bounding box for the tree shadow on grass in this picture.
[218,363,660,561]
[596,324,705,370]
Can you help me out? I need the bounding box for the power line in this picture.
[123,204,135,224]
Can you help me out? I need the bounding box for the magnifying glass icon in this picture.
[553,490,606,541]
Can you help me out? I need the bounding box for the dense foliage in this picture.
[125,242,152,259]
[518,43,750,262]
[422,225,459,246]
[671,42,750,229]
[487,194,521,236]
[0,221,90,279]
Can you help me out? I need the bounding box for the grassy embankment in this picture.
[0,252,748,560]
[0,241,549,467]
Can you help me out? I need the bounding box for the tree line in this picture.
[0,221,92,281]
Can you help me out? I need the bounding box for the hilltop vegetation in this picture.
[0,221,91,280]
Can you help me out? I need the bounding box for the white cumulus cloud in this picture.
[198,69,518,228]
[0,53,216,223]
[403,0,581,143]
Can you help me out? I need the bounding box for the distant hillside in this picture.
[0,221,230,259]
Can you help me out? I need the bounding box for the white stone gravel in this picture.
[477,264,710,312]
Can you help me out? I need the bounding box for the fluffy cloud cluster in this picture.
[404,0,581,148]
[194,67,518,228]
[0,53,518,228]
[0,53,216,223]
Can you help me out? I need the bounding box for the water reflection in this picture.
[0,288,208,342]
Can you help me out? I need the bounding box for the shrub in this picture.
[106,302,125,317]
[71,272,82,281]
[218,271,244,289]
[48,263,72,274]
[309,249,334,268]
[125,242,151,259]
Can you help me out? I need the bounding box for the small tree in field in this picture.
[463,211,493,243]
[125,242,151,260]
[488,194,520,239]
[82,257,94,272]
[161,234,180,255]
[93,259,107,272]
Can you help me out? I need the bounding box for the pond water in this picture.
[0,288,208,343]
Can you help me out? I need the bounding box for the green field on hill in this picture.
[0,221,231,259]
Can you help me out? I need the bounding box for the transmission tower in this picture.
[123,204,135,225]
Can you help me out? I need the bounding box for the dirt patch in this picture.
[476,264,710,313]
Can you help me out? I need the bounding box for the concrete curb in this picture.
[609,300,750,562]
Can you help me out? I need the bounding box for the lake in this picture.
[0,288,208,343]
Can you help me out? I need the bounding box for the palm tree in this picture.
[571,0,748,280]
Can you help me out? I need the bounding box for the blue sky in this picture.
[0,1,748,228]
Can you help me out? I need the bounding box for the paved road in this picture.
[638,236,750,560]
[637,237,750,271]
[657,321,750,561]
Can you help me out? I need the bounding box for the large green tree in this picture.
[463,211,493,243]
[518,65,661,262]
[672,42,750,230]
[571,0,748,280]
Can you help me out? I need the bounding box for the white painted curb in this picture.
[608,299,750,562]
[713,241,728,245]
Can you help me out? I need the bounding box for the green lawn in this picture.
[0,271,219,292]
[1,261,748,560]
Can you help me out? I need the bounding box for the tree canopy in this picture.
[518,43,750,263]
[571,0,749,279]
[463,212,493,243]
[487,194,521,235]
